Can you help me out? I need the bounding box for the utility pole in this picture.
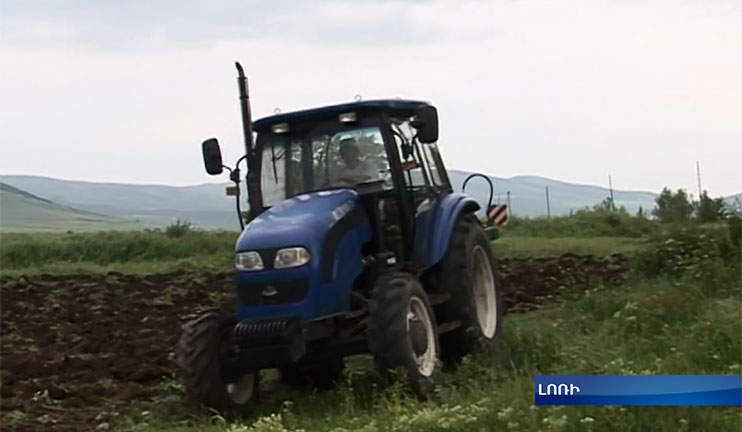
[696,161,703,202]
[506,191,512,217]
[608,175,615,211]
[545,186,551,218]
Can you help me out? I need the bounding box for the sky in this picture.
[1,0,740,196]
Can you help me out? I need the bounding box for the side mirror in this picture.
[202,138,224,175]
[411,105,438,143]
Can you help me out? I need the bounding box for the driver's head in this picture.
[339,138,361,168]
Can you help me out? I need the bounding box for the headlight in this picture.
[274,247,311,269]
[235,251,264,271]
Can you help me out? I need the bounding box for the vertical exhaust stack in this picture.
[236,62,254,157]
[235,62,264,217]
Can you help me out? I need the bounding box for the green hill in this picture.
[1,174,738,231]
[0,182,134,232]
[0,175,237,230]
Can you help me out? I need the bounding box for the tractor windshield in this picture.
[259,125,390,207]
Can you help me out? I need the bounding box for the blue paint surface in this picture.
[234,189,371,322]
[413,193,480,268]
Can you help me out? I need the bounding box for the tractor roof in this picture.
[252,99,429,132]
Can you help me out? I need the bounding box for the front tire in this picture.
[368,272,440,398]
[434,214,503,362]
[177,308,258,415]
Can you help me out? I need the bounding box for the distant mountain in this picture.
[447,170,659,216]
[1,173,738,232]
[0,182,131,231]
[0,175,238,229]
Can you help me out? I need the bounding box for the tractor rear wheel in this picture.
[435,213,503,362]
[177,307,258,415]
[368,272,440,398]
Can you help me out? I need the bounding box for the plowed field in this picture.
[0,254,629,431]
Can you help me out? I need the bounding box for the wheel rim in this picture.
[472,245,497,338]
[407,296,437,377]
[226,373,255,405]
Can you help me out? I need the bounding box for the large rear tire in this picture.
[368,272,440,398]
[177,308,258,415]
[434,213,503,362]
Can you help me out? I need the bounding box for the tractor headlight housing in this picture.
[274,247,311,269]
[235,251,264,271]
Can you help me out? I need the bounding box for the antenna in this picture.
[608,175,615,211]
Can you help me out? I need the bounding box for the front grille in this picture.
[236,279,308,306]
[234,317,292,339]
[232,316,306,360]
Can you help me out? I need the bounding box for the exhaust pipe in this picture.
[235,62,254,157]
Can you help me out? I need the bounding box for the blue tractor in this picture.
[177,63,503,414]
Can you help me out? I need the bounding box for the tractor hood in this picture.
[235,189,362,252]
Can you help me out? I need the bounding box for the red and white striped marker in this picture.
[487,204,508,227]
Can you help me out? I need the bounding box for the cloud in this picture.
[1,0,740,196]
[1,0,447,50]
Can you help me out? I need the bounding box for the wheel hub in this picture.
[472,245,497,338]
[226,373,255,405]
[407,296,437,377]
[409,319,428,356]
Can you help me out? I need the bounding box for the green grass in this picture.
[118,272,741,432]
[0,230,237,276]
[504,210,657,238]
[496,235,644,258]
[1,229,646,277]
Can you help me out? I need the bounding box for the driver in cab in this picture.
[328,138,379,187]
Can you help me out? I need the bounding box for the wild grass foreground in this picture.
[117,257,741,432]
[0,212,740,431]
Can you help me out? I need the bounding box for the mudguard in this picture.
[413,192,480,268]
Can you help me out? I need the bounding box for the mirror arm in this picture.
[235,154,247,168]
[228,165,245,230]
[229,167,241,184]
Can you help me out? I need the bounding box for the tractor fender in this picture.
[414,193,480,268]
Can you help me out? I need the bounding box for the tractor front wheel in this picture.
[177,308,258,415]
[368,272,440,398]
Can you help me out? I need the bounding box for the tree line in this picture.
[650,188,735,224]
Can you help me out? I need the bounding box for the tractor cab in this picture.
[204,96,457,270]
[247,100,451,266]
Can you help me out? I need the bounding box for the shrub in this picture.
[505,205,657,238]
[165,219,192,238]
[634,226,738,283]
[727,214,741,253]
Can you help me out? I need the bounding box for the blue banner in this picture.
[534,375,742,406]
